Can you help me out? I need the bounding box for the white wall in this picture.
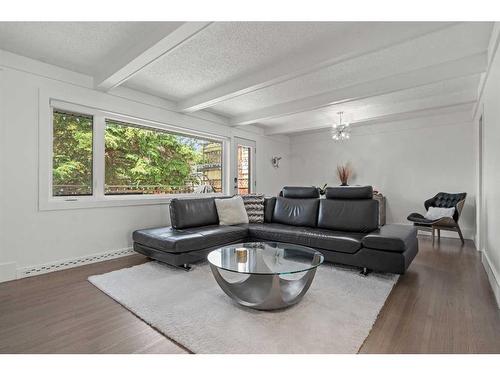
[474,22,500,307]
[255,134,290,196]
[0,54,291,281]
[289,113,476,239]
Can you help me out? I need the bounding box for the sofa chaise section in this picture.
[133,225,248,253]
[133,198,247,269]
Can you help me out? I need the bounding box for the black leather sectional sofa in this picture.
[133,186,418,274]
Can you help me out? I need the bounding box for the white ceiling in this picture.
[0,21,493,135]
[126,22,353,99]
[0,22,170,75]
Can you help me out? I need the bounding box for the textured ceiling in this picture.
[211,23,490,116]
[0,21,494,135]
[0,22,169,75]
[125,22,353,99]
[125,22,454,101]
[261,74,480,129]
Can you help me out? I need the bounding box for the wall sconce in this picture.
[271,156,282,168]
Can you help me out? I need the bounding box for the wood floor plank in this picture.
[0,255,184,354]
[360,236,500,353]
[1,237,499,354]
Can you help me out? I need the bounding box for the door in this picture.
[233,137,256,195]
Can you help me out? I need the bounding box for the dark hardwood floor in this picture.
[1,235,499,354]
[0,255,184,354]
[360,236,500,353]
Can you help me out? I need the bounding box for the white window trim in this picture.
[39,98,230,211]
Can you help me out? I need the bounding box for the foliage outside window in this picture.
[52,111,93,196]
[104,120,223,195]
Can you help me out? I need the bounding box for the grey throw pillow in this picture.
[241,194,265,223]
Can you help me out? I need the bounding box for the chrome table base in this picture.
[209,264,318,310]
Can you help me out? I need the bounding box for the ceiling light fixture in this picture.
[332,111,350,141]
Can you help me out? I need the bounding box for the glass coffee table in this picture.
[207,242,324,310]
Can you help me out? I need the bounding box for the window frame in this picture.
[40,100,229,211]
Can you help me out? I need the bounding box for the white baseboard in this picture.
[481,251,500,309]
[0,262,17,283]
[16,247,135,279]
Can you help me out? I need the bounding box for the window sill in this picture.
[38,193,226,211]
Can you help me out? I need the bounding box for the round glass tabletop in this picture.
[207,242,324,275]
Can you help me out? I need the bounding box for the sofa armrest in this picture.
[362,224,417,253]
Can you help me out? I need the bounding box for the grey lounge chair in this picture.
[407,192,467,244]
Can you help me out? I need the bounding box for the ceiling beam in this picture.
[232,53,487,126]
[264,101,476,136]
[95,22,212,92]
[269,104,476,138]
[261,75,479,130]
[176,22,457,113]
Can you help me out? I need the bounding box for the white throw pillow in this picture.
[215,196,249,225]
[424,206,455,221]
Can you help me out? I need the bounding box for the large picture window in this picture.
[47,101,227,209]
[104,120,223,195]
[52,110,93,196]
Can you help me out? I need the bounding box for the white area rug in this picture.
[88,262,398,354]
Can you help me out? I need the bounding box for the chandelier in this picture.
[332,111,350,141]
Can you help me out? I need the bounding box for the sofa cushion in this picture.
[272,197,319,227]
[169,197,220,229]
[281,186,320,198]
[215,196,249,225]
[241,194,265,223]
[133,225,247,253]
[361,224,417,253]
[325,186,373,199]
[318,199,378,233]
[264,197,276,223]
[247,223,363,254]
